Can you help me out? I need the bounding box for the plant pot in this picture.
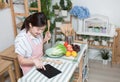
[109,38,113,42]
[83,39,88,43]
[102,59,108,65]
[94,41,99,45]
[54,9,59,15]
[102,28,106,33]
[102,40,108,46]
[88,28,93,32]
[61,10,68,17]
[94,28,100,33]
[55,22,62,28]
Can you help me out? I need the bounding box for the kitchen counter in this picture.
[18,43,88,82]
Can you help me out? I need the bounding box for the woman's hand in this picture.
[44,31,51,42]
[32,58,46,70]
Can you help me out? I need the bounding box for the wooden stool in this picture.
[0,45,22,81]
[0,59,15,82]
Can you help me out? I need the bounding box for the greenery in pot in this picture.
[52,3,60,10]
[94,36,99,41]
[59,0,72,11]
[55,38,63,42]
[101,36,110,41]
[55,17,64,22]
[81,35,89,39]
[100,49,110,60]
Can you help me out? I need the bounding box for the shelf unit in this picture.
[10,0,41,37]
[55,15,72,41]
[75,15,116,49]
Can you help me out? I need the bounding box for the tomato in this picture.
[67,44,73,51]
[64,41,68,47]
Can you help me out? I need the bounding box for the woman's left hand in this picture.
[44,31,51,42]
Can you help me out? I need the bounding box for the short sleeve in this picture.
[15,36,26,57]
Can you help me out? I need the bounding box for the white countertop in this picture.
[18,43,88,82]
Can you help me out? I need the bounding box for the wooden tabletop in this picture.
[0,45,17,59]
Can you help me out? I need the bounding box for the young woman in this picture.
[15,12,51,75]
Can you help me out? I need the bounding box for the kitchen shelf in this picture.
[76,32,114,37]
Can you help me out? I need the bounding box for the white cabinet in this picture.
[76,15,115,37]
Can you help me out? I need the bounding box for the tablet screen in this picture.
[37,64,61,78]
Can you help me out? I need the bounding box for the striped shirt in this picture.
[14,29,43,58]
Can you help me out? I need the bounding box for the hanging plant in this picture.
[59,0,72,11]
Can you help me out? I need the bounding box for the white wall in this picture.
[52,0,120,27]
[0,8,14,52]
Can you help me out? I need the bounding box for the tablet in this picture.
[37,64,61,78]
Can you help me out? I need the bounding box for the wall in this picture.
[52,0,120,27]
[0,8,14,52]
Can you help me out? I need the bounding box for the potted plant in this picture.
[94,36,100,45]
[100,49,110,64]
[88,36,94,45]
[101,36,109,46]
[88,26,93,32]
[81,35,89,43]
[52,3,60,15]
[59,0,72,17]
[94,26,100,33]
[108,37,113,47]
[55,17,63,28]
[101,27,107,33]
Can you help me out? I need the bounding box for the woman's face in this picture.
[29,23,46,37]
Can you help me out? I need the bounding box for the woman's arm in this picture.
[43,31,51,43]
[17,55,34,66]
[17,54,46,70]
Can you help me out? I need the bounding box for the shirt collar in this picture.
[27,31,39,40]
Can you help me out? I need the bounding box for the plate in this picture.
[45,48,64,58]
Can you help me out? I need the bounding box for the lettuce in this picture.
[45,44,67,57]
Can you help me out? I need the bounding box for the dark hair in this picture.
[21,12,47,32]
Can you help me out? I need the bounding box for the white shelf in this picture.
[76,32,114,37]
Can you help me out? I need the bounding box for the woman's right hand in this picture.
[32,58,46,70]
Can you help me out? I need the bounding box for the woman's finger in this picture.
[42,65,46,70]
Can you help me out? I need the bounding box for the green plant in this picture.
[88,26,93,28]
[59,0,72,11]
[100,49,110,60]
[40,0,55,40]
[81,35,89,39]
[55,38,63,42]
[101,37,110,41]
[94,36,99,41]
[52,3,60,10]
[30,1,38,12]
[55,17,64,22]
[41,0,55,20]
